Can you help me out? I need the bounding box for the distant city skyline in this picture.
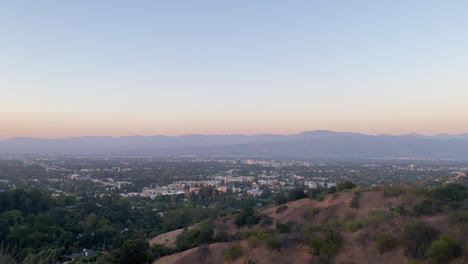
[1,1,468,139]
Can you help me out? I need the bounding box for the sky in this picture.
[1,0,468,139]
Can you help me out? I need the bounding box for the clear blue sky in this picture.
[1,1,468,138]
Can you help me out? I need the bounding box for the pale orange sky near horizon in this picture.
[1,106,468,139]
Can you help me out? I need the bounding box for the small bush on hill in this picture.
[260,215,273,226]
[336,181,356,192]
[307,187,326,199]
[276,221,294,233]
[389,204,407,216]
[288,188,307,201]
[342,220,362,232]
[235,207,259,228]
[301,222,322,243]
[248,236,261,248]
[214,230,232,242]
[430,183,467,203]
[175,220,214,251]
[311,207,321,215]
[413,199,440,216]
[349,192,360,208]
[383,186,406,198]
[276,205,288,214]
[332,193,340,200]
[266,236,281,251]
[257,229,273,241]
[316,193,325,201]
[375,232,397,253]
[363,210,392,230]
[343,212,356,221]
[308,229,342,262]
[448,210,468,225]
[116,239,149,264]
[304,207,321,220]
[400,220,439,259]
[425,234,460,264]
[224,244,242,261]
[149,244,174,261]
[414,184,468,216]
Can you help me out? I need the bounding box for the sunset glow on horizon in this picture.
[1,1,468,140]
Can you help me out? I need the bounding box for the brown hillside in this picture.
[149,226,197,248]
[153,189,463,264]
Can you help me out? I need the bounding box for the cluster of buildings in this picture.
[137,173,336,199]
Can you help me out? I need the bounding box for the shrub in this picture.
[425,234,460,264]
[235,207,259,228]
[413,199,439,216]
[276,221,294,233]
[175,222,214,251]
[234,229,256,240]
[301,222,322,244]
[400,220,439,258]
[389,204,406,216]
[149,244,174,260]
[309,237,341,262]
[276,205,288,214]
[116,239,149,264]
[342,220,362,232]
[332,193,340,200]
[316,193,325,201]
[430,183,467,203]
[307,187,323,199]
[266,236,281,251]
[248,236,261,248]
[214,230,232,242]
[448,210,468,225]
[336,181,356,192]
[311,207,321,215]
[224,244,242,261]
[383,186,406,198]
[319,243,340,260]
[375,232,397,253]
[257,229,273,241]
[304,207,321,220]
[308,230,342,262]
[364,210,391,230]
[309,237,325,255]
[260,215,273,226]
[349,192,360,208]
[343,212,356,221]
[288,188,307,201]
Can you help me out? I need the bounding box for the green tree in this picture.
[225,244,242,261]
[400,220,439,258]
[288,188,307,201]
[266,236,281,251]
[375,232,397,253]
[115,239,149,264]
[336,181,356,192]
[425,235,460,264]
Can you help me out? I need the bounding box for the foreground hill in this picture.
[153,184,468,264]
[2,130,468,159]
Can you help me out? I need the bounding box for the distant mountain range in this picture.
[1,130,468,159]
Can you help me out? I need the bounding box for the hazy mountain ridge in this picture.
[1,131,468,159]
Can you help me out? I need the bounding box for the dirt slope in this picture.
[149,226,197,248]
[153,190,455,264]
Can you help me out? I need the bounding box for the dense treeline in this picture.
[0,185,271,263]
